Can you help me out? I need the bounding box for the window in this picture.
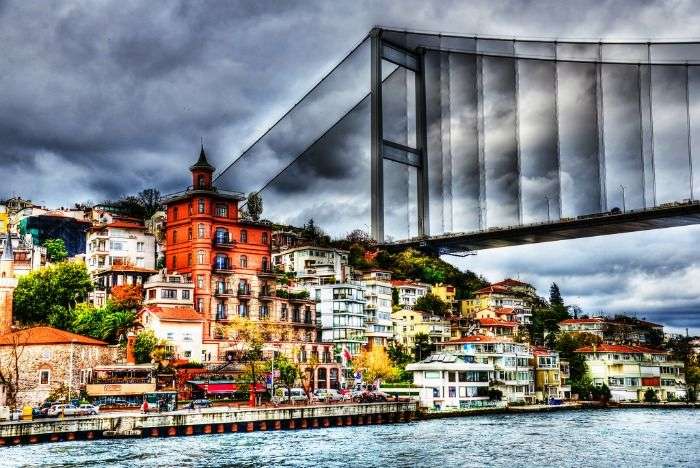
[183,332,192,342]
[261,257,269,272]
[42,349,52,360]
[166,332,175,340]
[424,371,441,379]
[215,254,228,270]
[184,351,192,358]
[448,371,456,382]
[196,298,204,313]
[216,203,228,217]
[187,227,192,240]
[197,274,204,289]
[188,203,193,215]
[215,228,228,244]
[148,289,156,299]
[171,255,177,270]
[198,198,205,214]
[240,229,248,243]
[198,175,205,189]
[161,289,177,299]
[238,304,248,317]
[39,370,50,386]
[262,232,268,244]
[182,290,190,300]
[198,223,205,239]
[172,230,177,243]
[197,250,205,265]
[239,255,248,268]
[187,253,192,266]
[173,207,179,220]
[110,241,124,250]
[137,241,144,252]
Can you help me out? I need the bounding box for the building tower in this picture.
[0,227,18,335]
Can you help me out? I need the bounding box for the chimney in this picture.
[126,331,136,365]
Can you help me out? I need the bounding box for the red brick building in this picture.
[162,148,340,389]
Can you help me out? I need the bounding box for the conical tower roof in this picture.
[189,144,215,172]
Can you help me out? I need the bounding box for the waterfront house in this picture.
[437,335,535,403]
[574,344,686,401]
[531,347,566,402]
[0,327,115,407]
[460,279,535,324]
[360,270,394,349]
[405,353,496,410]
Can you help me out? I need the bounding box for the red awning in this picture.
[189,382,267,394]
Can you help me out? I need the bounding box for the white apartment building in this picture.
[0,232,46,276]
[143,271,195,307]
[273,246,350,285]
[139,305,204,361]
[558,317,606,337]
[392,280,429,309]
[313,282,367,356]
[86,217,156,277]
[406,353,497,410]
[361,270,393,349]
[438,335,535,403]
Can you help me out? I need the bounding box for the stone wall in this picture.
[0,343,117,407]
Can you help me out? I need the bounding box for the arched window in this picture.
[215,227,228,244]
[198,175,205,189]
[198,198,205,214]
[198,223,205,238]
[239,255,248,268]
[172,207,179,220]
[240,229,248,243]
[197,250,205,265]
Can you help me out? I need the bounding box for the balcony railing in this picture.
[213,262,235,273]
[238,287,252,297]
[257,268,275,277]
[214,289,235,297]
[213,237,236,248]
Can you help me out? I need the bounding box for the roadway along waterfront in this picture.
[1,408,698,467]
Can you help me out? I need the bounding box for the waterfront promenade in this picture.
[0,401,417,445]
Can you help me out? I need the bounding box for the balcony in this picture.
[213,237,235,248]
[257,268,276,278]
[258,289,275,300]
[214,288,235,297]
[237,287,252,298]
[213,262,235,274]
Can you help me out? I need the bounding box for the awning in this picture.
[187,381,267,394]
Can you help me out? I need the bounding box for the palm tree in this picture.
[100,310,136,342]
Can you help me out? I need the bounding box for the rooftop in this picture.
[477,318,517,327]
[0,326,107,346]
[574,344,668,354]
[142,305,203,322]
[441,335,515,345]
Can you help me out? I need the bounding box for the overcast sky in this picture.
[1,0,699,333]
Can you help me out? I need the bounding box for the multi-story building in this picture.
[431,283,458,313]
[406,353,495,410]
[273,246,350,286]
[531,347,565,401]
[438,335,535,403]
[314,282,367,356]
[361,270,393,349]
[143,271,195,307]
[558,317,606,338]
[19,213,91,258]
[92,264,157,307]
[392,280,429,310]
[575,344,686,402]
[161,148,341,388]
[0,232,46,276]
[85,216,155,276]
[461,278,535,324]
[139,305,204,361]
[392,309,451,351]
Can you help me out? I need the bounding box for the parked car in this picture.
[39,401,59,416]
[78,404,100,416]
[313,389,343,402]
[189,399,212,409]
[47,404,81,417]
[277,388,307,403]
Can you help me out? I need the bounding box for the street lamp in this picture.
[619,185,626,213]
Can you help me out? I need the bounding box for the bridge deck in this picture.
[382,202,700,253]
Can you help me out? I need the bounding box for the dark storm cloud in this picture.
[2,0,700,331]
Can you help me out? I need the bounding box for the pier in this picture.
[0,402,418,446]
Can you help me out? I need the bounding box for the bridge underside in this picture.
[382,203,700,253]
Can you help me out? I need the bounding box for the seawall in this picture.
[0,402,418,446]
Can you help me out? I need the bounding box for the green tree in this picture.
[555,332,601,383]
[550,283,564,309]
[415,293,449,317]
[72,302,107,339]
[270,354,299,400]
[246,192,263,221]
[13,261,93,326]
[413,333,434,361]
[42,238,68,262]
[644,388,659,403]
[100,309,136,343]
[134,330,158,363]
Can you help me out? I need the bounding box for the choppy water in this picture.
[3,409,698,467]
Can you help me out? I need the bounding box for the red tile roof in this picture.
[474,285,510,295]
[99,264,157,274]
[142,306,203,322]
[494,307,515,315]
[440,335,514,344]
[0,326,107,346]
[91,218,146,231]
[574,344,668,354]
[532,346,555,356]
[493,278,531,288]
[478,318,517,327]
[391,280,427,287]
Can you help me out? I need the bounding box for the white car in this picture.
[277,388,307,403]
[47,404,81,417]
[314,389,343,402]
[78,404,100,415]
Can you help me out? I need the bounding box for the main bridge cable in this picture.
[215,33,373,187]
